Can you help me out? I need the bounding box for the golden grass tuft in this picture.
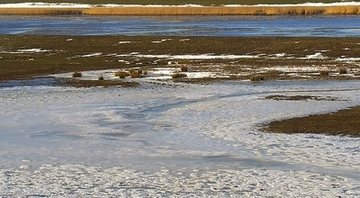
[180,65,188,72]
[250,75,265,82]
[129,69,141,78]
[72,71,82,78]
[82,6,360,15]
[338,67,348,74]
[319,70,330,77]
[0,6,359,15]
[115,70,130,78]
[172,72,187,79]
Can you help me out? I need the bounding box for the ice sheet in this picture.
[1,79,359,196]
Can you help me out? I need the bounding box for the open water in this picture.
[0,15,359,36]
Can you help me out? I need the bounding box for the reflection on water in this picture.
[0,15,359,37]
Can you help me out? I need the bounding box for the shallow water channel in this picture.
[1,15,359,36]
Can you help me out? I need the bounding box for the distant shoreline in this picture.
[0,4,360,15]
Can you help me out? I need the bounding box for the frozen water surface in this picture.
[0,79,360,196]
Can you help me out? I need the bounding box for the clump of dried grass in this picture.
[250,75,265,82]
[338,67,348,74]
[172,72,187,79]
[130,69,142,78]
[180,65,188,72]
[319,70,330,77]
[72,71,82,78]
[115,70,129,78]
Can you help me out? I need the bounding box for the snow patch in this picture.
[118,41,132,44]
[116,53,258,60]
[302,52,327,60]
[78,52,103,58]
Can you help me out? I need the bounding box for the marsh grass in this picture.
[262,106,360,136]
[1,5,360,15]
[1,35,360,81]
[180,65,188,72]
[264,95,343,101]
[250,75,265,82]
[172,72,187,79]
[338,67,348,74]
[130,69,142,78]
[319,70,330,77]
[115,70,129,78]
[72,71,82,78]
[83,6,360,15]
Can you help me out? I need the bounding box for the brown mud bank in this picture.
[0,5,360,15]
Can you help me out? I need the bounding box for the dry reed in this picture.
[0,6,359,15]
[80,6,360,15]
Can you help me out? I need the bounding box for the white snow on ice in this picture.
[0,78,360,196]
[0,48,51,54]
[115,53,259,60]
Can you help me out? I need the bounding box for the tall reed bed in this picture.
[0,6,359,15]
[83,6,360,15]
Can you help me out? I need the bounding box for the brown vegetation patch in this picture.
[1,35,360,82]
[171,72,187,79]
[1,5,360,15]
[83,6,360,15]
[264,95,345,101]
[262,106,360,136]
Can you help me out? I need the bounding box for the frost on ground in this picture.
[0,79,359,196]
